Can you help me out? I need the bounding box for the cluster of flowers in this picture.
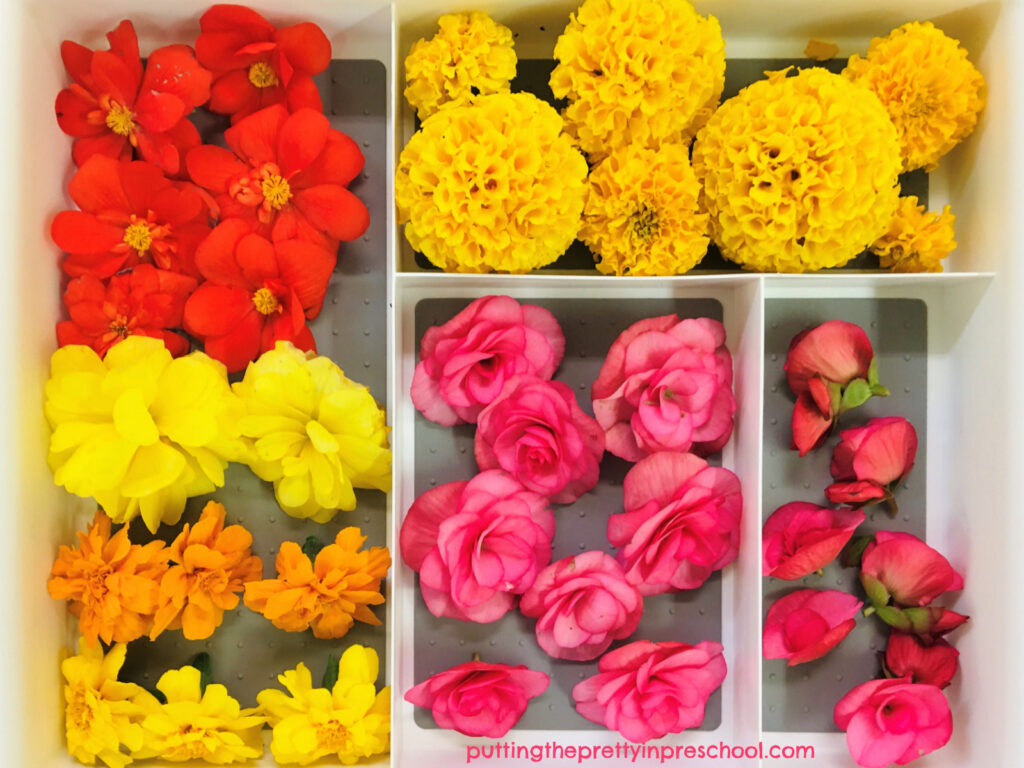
[61,639,389,768]
[397,1,981,275]
[762,319,966,768]
[47,7,393,766]
[398,296,740,742]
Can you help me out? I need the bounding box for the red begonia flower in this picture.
[186,105,368,251]
[182,218,335,372]
[51,155,212,279]
[196,4,331,124]
[55,20,211,176]
[56,264,196,358]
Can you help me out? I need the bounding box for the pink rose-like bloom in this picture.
[834,678,952,768]
[763,589,862,665]
[411,296,565,426]
[861,531,964,608]
[827,417,918,506]
[404,661,549,737]
[399,470,554,622]
[785,320,884,456]
[592,315,736,461]
[520,551,642,661]
[608,452,741,594]
[475,375,604,504]
[762,502,865,580]
[885,632,959,689]
[573,640,727,743]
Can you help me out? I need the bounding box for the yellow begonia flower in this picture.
[550,0,725,161]
[581,142,709,275]
[871,195,956,273]
[134,666,264,764]
[692,67,902,273]
[233,342,391,522]
[45,337,246,532]
[404,11,517,121]
[257,645,390,765]
[63,639,152,768]
[844,21,985,172]
[396,92,588,273]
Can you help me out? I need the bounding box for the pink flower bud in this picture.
[762,502,865,579]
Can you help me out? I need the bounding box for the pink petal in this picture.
[400,482,466,570]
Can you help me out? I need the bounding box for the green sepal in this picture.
[841,535,873,568]
[860,572,890,608]
[188,652,213,694]
[322,654,340,691]
[840,378,873,412]
[868,357,880,387]
[876,605,911,632]
[302,536,326,559]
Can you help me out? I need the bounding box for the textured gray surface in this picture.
[119,60,389,704]
[410,298,728,731]
[761,299,928,732]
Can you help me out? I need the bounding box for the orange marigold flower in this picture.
[244,527,390,639]
[151,501,263,641]
[47,511,168,646]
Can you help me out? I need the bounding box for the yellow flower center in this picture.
[315,719,352,751]
[630,204,661,242]
[248,61,280,88]
[252,287,280,315]
[123,222,153,254]
[66,685,95,730]
[105,103,136,136]
[261,174,292,210]
[164,726,215,761]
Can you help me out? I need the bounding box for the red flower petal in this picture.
[163,120,204,181]
[274,239,335,317]
[290,131,364,188]
[208,69,260,116]
[235,233,280,284]
[274,23,331,75]
[56,320,92,348]
[51,211,123,255]
[67,154,131,213]
[791,391,833,456]
[105,20,142,82]
[202,308,264,373]
[187,145,248,193]
[199,4,275,37]
[55,88,103,137]
[277,109,329,177]
[160,331,191,357]
[61,40,94,86]
[194,219,254,286]
[184,283,255,337]
[142,45,212,112]
[292,185,369,242]
[134,130,181,176]
[89,50,139,106]
[116,160,171,213]
[224,104,288,165]
[284,74,324,115]
[133,91,187,134]
[71,134,131,169]
[785,320,874,395]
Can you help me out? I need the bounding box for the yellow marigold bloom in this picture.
[396,92,588,273]
[233,342,391,521]
[550,0,725,161]
[62,639,151,768]
[404,11,517,121]
[805,39,839,61]
[151,501,263,641]
[48,511,168,645]
[871,195,956,272]
[581,143,709,275]
[692,67,902,272]
[134,666,264,764]
[45,337,246,532]
[244,527,390,639]
[843,21,985,171]
[257,645,390,765]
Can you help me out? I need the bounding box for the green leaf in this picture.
[188,652,213,694]
[841,535,873,568]
[321,654,339,691]
[840,378,873,412]
[302,536,326,559]
[146,686,167,704]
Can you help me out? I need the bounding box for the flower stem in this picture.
[884,495,899,517]
[471,652,481,662]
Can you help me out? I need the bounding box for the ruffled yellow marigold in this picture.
[244,527,390,639]
[134,666,264,764]
[550,0,725,161]
[151,501,263,641]
[48,511,168,645]
[692,67,902,272]
[871,195,956,272]
[404,11,517,121]
[396,92,588,273]
[45,337,245,532]
[257,645,390,765]
[62,639,151,768]
[581,142,709,275]
[843,21,985,171]
[234,342,391,522]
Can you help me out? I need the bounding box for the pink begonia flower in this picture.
[592,315,736,461]
[834,678,952,768]
[573,640,726,743]
[827,417,918,507]
[404,661,549,737]
[762,589,862,665]
[785,320,888,456]
[885,632,959,689]
[475,375,604,504]
[520,551,642,661]
[762,502,865,580]
[411,295,565,426]
[861,531,964,607]
[608,452,741,594]
[399,470,554,622]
